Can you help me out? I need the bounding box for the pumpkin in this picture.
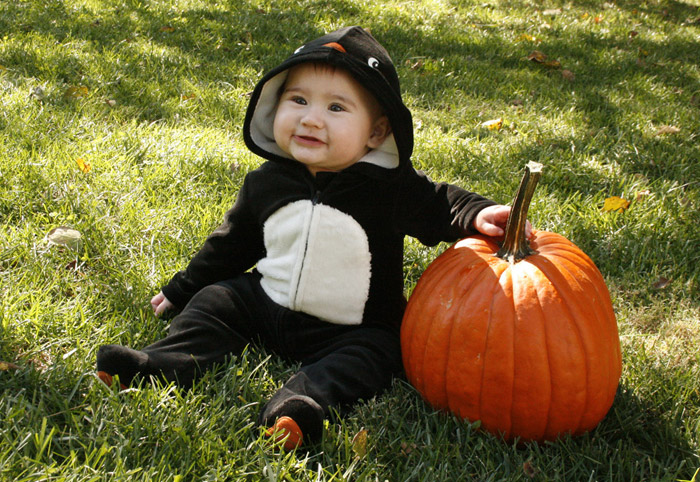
[401,162,621,443]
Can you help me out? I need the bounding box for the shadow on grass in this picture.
[359,379,699,481]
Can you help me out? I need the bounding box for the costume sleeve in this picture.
[161,176,264,309]
[395,166,497,246]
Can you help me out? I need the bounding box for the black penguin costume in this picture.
[97,26,495,447]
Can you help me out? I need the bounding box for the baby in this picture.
[97,26,520,450]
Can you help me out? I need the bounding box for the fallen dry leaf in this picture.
[64,85,88,99]
[0,361,20,371]
[652,277,671,290]
[654,125,681,136]
[543,8,562,16]
[602,196,631,213]
[47,226,82,249]
[527,50,547,63]
[408,59,424,70]
[523,460,538,478]
[561,69,576,81]
[400,441,418,455]
[352,428,368,458]
[516,33,540,43]
[527,50,561,68]
[635,189,652,202]
[76,157,91,173]
[160,25,175,32]
[481,118,503,130]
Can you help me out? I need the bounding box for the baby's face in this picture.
[273,63,389,175]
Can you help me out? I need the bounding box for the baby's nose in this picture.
[300,107,324,127]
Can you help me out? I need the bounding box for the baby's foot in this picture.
[96,371,128,390]
[96,344,148,386]
[265,416,304,450]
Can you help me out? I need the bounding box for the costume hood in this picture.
[243,26,414,169]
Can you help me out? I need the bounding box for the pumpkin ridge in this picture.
[510,261,552,441]
[404,248,464,389]
[415,248,490,408]
[478,263,515,439]
[530,249,616,436]
[535,265,556,443]
[444,259,502,419]
[532,256,588,439]
[561,252,620,426]
[545,256,598,435]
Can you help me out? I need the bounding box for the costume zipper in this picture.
[291,190,321,310]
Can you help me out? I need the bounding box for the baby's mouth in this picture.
[293,135,325,146]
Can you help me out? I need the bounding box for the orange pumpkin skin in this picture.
[401,230,621,443]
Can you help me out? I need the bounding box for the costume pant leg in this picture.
[97,273,273,387]
[259,321,403,441]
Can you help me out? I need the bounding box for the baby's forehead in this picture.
[285,62,352,84]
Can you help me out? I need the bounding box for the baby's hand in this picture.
[150,291,174,317]
[474,205,532,239]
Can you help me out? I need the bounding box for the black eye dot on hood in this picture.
[367,57,379,69]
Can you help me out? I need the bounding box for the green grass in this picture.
[1,0,699,480]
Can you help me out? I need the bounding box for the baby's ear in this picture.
[367,115,392,148]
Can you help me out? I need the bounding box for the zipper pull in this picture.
[312,191,320,205]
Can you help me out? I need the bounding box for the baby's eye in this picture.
[290,96,306,105]
[329,103,345,112]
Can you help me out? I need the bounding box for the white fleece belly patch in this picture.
[258,200,371,325]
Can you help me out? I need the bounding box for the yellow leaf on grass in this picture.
[481,118,503,130]
[527,50,547,63]
[352,428,368,458]
[602,196,630,213]
[181,93,196,100]
[160,25,175,32]
[64,85,88,98]
[516,34,540,43]
[76,157,91,173]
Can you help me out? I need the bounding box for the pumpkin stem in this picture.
[496,161,543,263]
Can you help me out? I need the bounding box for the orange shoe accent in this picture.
[265,416,303,450]
[97,371,127,390]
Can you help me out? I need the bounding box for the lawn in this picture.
[1,0,699,480]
